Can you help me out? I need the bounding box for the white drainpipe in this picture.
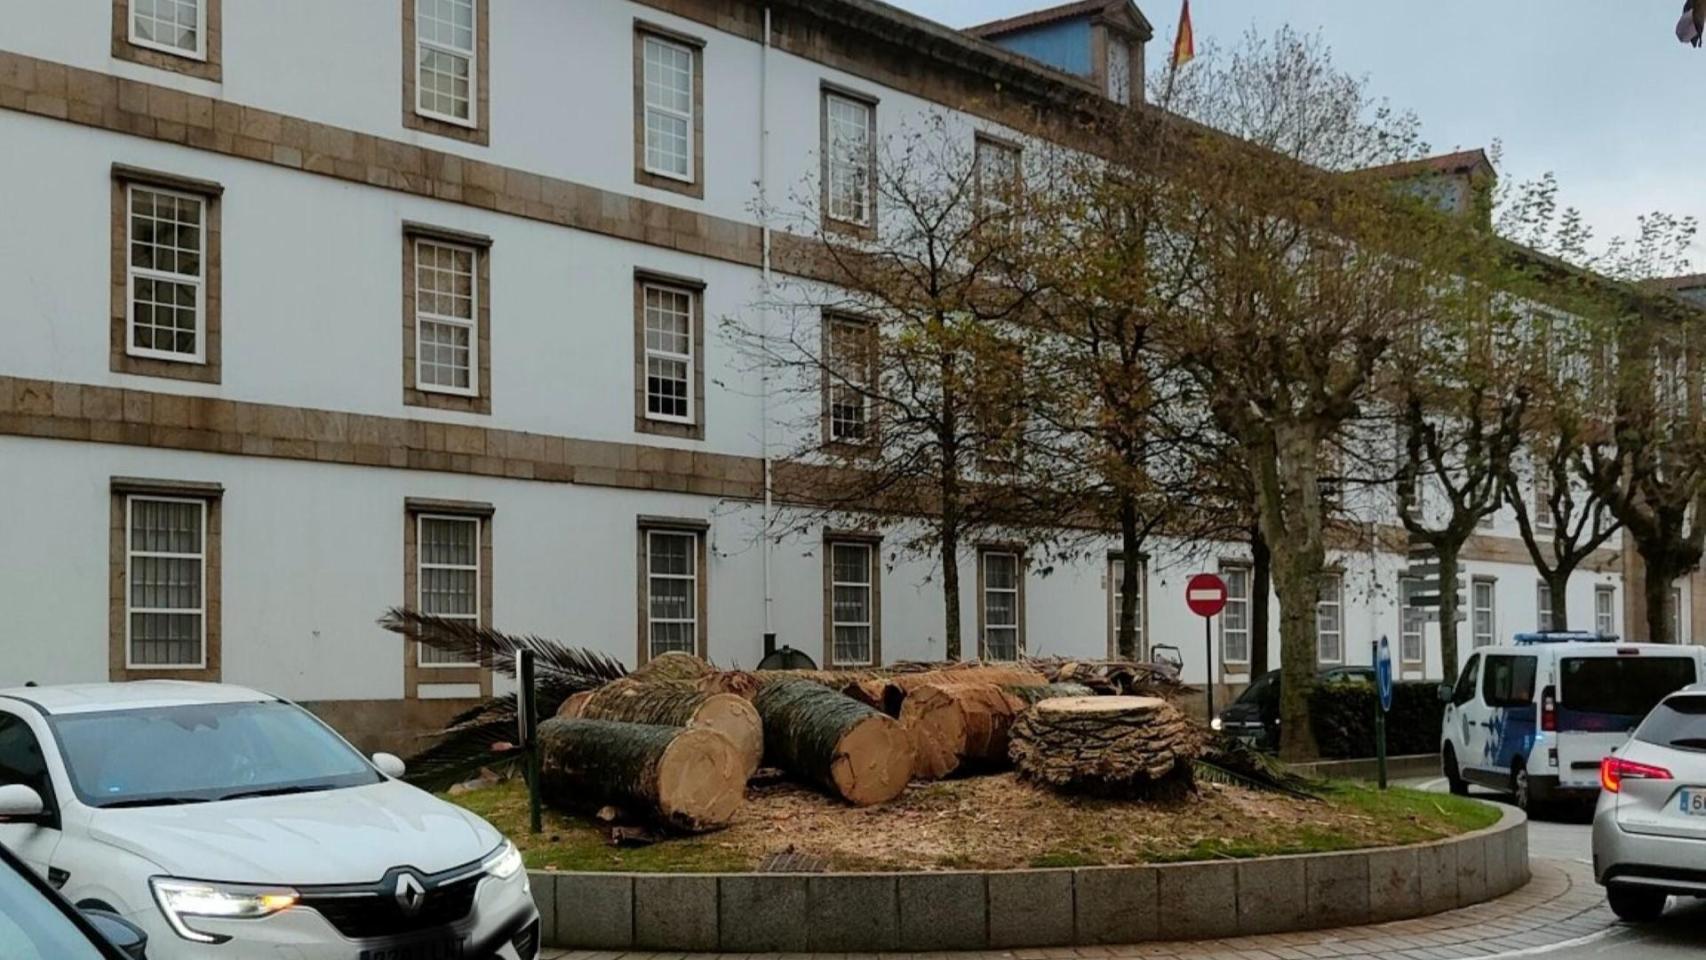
[759,6,776,654]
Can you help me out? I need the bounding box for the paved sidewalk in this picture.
[541,860,1614,960]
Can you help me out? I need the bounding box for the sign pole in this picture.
[1374,635,1393,791]
[517,649,543,834]
[1203,615,1215,724]
[1185,573,1230,727]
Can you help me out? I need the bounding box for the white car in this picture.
[0,682,539,959]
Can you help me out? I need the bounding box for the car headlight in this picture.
[1210,717,1223,732]
[149,877,298,944]
[482,840,524,880]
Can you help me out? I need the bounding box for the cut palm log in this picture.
[629,651,715,683]
[558,681,763,777]
[697,670,760,700]
[536,718,745,832]
[1009,696,1199,799]
[1004,682,1097,705]
[897,681,1014,778]
[752,677,913,805]
[880,665,1046,716]
[1029,658,1187,699]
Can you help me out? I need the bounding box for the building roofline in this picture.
[966,0,1155,41]
[1361,148,1496,182]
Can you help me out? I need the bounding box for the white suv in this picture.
[0,681,539,959]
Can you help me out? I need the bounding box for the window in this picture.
[1106,35,1132,105]
[1398,576,1426,665]
[975,135,1021,217]
[115,0,220,79]
[643,284,693,421]
[1537,581,1554,632]
[415,0,476,124]
[981,550,1023,661]
[825,316,874,445]
[643,36,694,180]
[0,715,54,815]
[129,0,204,57]
[827,540,877,666]
[126,185,205,364]
[1221,565,1251,666]
[1108,557,1146,657]
[416,515,481,667]
[823,89,875,228]
[1534,465,1553,531]
[1451,654,1480,706]
[125,496,206,668]
[414,238,477,395]
[643,528,703,661]
[1482,654,1538,708]
[1316,573,1343,664]
[1673,585,1686,643]
[1472,578,1496,647]
[1596,585,1617,636]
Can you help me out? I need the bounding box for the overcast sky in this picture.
[889,0,1704,266]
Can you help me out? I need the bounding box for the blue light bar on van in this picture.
[1512,631,1618,645]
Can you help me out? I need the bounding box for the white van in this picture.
[1440,633,1706,812]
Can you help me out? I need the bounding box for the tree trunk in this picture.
[1250,525,1271,673]
[1644,558,1677,644]
[752,677,913,805]
[558,681,763,778]
[941,522,963,661]
[897,681,1027,778]
[1257,422,1326,762]
[536,718,746,833]
[1437,548,1462,687]
[1118,495,1141,659]
[1008,696,1198,798]
[1548,574,1571,632]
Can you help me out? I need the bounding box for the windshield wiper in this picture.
[99,796,211,809]
[1668,737,1706,752]
[217,784,335,802]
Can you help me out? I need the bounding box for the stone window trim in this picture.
[633,268,707,440]
[1087,18,1145,106]
[110,164,223,384]
[1105,550,1149,659]
[1218,561,1254,672]
[402,497,493,699]
[820,311,880,456]
[109,476,223,683]
[972,131,1023,214]
[401,0,491,146]
[112,0,222,81]
[402,222,493,415]
[822,528,882,668]
[819,81,879,240]
[976,542,1027,662]
[635,516,711,665]
[1315,569,1345,666]
[633,19,706,200]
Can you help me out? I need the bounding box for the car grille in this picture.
[298,872,481,940]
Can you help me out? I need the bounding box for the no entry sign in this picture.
[1186,573,1228,618]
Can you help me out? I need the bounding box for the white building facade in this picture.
[0,0,1659,749]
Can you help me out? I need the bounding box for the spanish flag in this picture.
[1171,0,1196,69]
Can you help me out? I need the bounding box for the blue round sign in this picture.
[1375,635,1394,713]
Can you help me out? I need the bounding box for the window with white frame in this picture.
[829,542,875,666]
[1472,578,1496,647]
[1221,565,1251,666]
[1534,463,1553,531]
[416,0,476,124]
[127,185,205,363]
[1106,35,1132,105]
[642,35,695,181]
[1537,581,1554,632]
[1596,585,1616,636]
[1109,557,1145,655]
[975,136,1021,216]
[126,496,206,667]
[983,551,1021,660]
[417,515,480,666]
[130,0,205,58]
[643,283,694,422]
[1316,572,1343,664]
[1399,576,1426,664]
[825,92,873,225]
[1672,585,1685,643]
[827,317,872,443]
[414,238,477,394]
[645,530,699,659]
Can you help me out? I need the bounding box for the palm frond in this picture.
[1197,734,1321,799]
[1193,759,1317,800]
[378,608,629,683]
[402,721,523,791]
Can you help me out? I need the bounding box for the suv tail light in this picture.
[1540,686,1557,732]
[1600,755,1673,793]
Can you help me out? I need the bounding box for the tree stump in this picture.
[752,677,913,805]
[558,680,763,778]
[1008,696,1199,798]
[536,718,745,833]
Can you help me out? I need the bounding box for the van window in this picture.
[1452,655,1480,706]
[1634,694,1706,752]
[1482,655,1538,708]
[1560,656,1698,719]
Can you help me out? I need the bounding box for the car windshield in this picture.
[1560,657,1698,720]
[49,700,381,808]
[1234,673,1275,705]
[0,858,108,959]
[1635,694,1706,752]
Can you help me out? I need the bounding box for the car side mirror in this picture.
[372,753,407,779]
[0,784,45,822]
[80,909,148,960]
[1437,684,1453,704]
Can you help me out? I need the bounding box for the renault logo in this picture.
[393,872,426,916]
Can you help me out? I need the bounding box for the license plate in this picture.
[1681,790,1706,817]
[359,938,465,960]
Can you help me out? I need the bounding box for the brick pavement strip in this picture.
[538,861,1609,960]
